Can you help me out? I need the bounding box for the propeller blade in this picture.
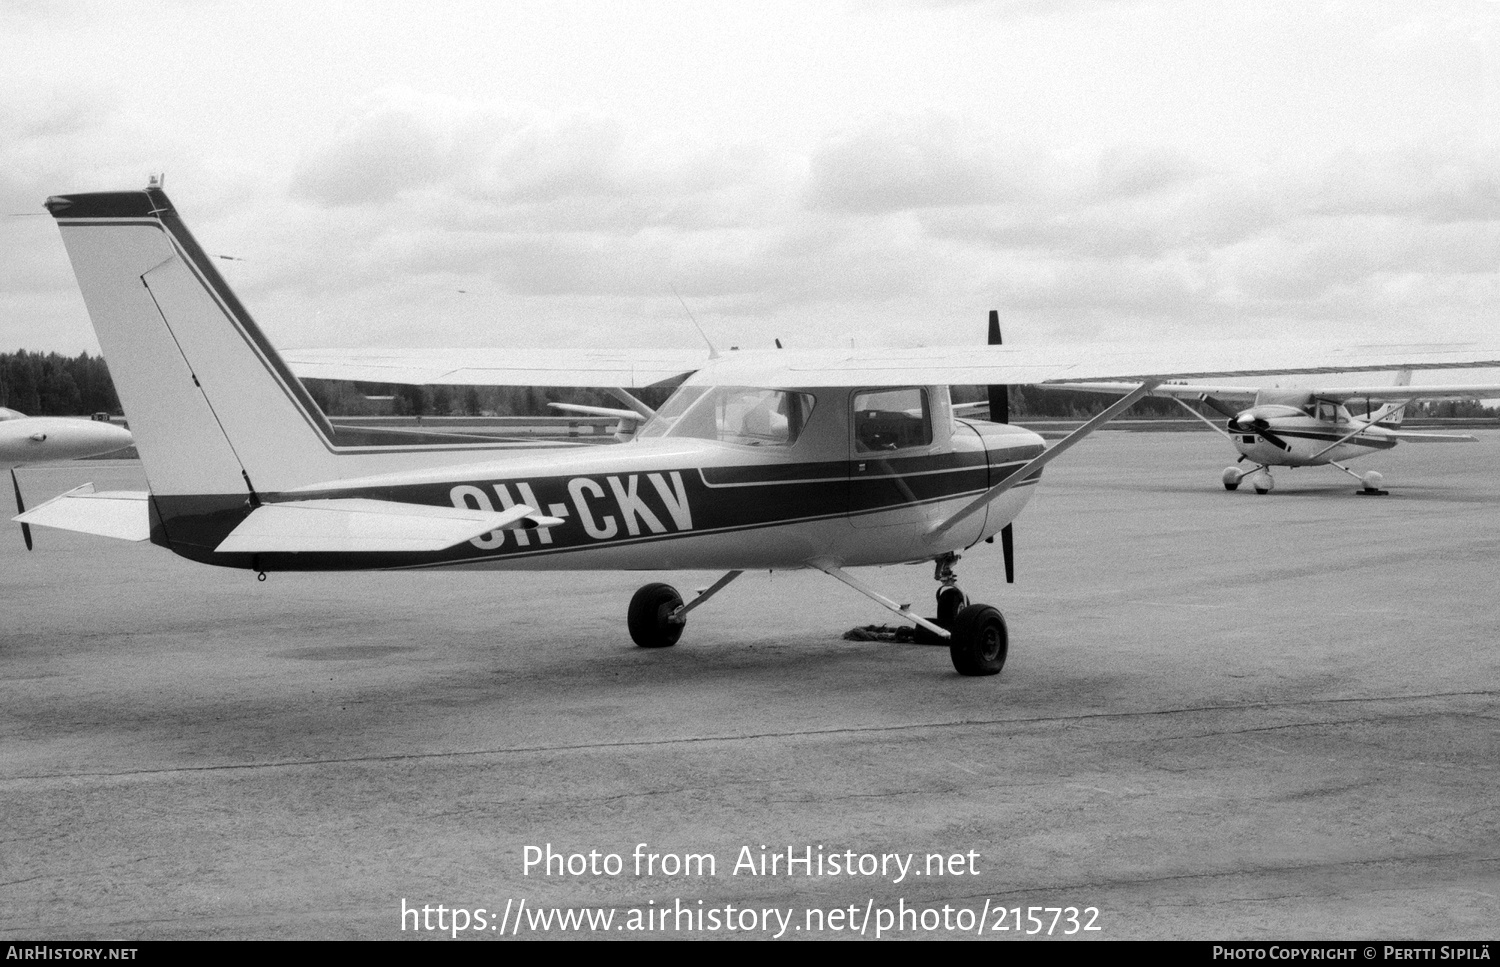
[1257,429,1291,451]
[11,469,32,552]
[986,310,1009,424]
[1197,395,1238,419]
[990,311,1014,583]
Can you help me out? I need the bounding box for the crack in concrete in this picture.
[2,690,1493,785]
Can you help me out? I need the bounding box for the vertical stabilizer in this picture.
[46,188,342,496]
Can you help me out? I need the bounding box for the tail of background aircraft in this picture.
[1365,368,1413,426]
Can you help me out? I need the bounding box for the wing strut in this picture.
[810,559,951,640]
[1168,396,1238,442]
[930,381,1159,540]
[606,388,656,420]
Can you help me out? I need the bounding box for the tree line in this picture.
[0,351,120,415]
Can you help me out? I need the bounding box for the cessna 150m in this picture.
[23,185,1500,675]
[1046,378,1500,494]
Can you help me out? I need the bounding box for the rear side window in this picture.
[853,388,932,452]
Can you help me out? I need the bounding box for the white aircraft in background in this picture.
[1046,379,1500,494]
[22,184,1500,676]
[0,408,132,468]
[0,407,133,549]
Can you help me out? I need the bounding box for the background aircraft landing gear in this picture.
[1249,470,1274,494]
[949,604,1008,676]
[1222,467,1243,491]
[628,582,684,648]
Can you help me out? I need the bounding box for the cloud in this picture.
[291,89,775,221]
[804,113,1038,213]
[240,91,1500,349]
[1306,147,1500,223]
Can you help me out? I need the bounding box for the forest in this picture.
[0,351,120,415]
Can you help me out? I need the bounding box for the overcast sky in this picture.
[3,0,1498,357]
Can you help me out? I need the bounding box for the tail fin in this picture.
[46,187,348,497]
[1375,368,1412,425]
[1365,369,1412,426]
[1368,401,1406,426]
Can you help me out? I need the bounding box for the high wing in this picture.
[284,342,1500,390]
[283,347,707,388]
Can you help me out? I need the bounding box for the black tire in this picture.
[628,583,684,648]
[949,604,1008,677]
[1224,481,1239,492]
[936,585,967,628]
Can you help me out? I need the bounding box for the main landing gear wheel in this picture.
[949,604,1008,677]
[1222,467,1242,491]
[1249,470,1273,495]
[628,583,684,648]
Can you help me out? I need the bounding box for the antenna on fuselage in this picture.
[671,285,719,360]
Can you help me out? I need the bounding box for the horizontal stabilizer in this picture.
[14,484,151,541]
[216,498,562,554]
[547,402,647,422]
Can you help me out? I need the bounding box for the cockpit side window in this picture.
[852,388,932,452]
[1312,400,1345,423]
[649,386,816,447]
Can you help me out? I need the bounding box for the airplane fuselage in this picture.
[1228,404,1396,468]
[149,408,1045,574]
[0,416,134,469]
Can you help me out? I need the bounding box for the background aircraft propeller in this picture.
[1196,395,1239,419]
[1227,412,1291,451]
[11,469,32,551]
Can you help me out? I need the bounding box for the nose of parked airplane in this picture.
[0,417,134,468]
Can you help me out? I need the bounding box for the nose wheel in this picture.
[948,604,1008,676]
[934,555,1008,676]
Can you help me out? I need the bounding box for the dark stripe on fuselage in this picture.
[152,452,1036,571]
[1254,428,1397,450]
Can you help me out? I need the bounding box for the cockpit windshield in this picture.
[639,386,816,447]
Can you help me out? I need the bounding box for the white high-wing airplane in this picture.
[0,408,133,469]
[0,407,134,549]
[1045,379,1500,494]
[23,185,1500,675]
